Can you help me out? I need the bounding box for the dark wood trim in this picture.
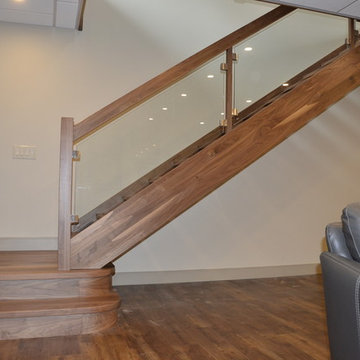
[73,5,295,142]
[73,43,347,234]
[76,0,87,31]
[71,46,360,269]
[58,117,74,271]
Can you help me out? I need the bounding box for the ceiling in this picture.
[0,0,85,29]
[258,0,360,19]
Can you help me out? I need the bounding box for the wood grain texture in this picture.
[71,46,360,269]
[73,44,346,234]
[0,251,120,340]
[0,277,112,300]
[0,294,120,319]
[0,275,330,359]
[58,117,74,271]
[0,251,114,280]
[73,5,295,142]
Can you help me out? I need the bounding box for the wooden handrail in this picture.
[73,5,295,142]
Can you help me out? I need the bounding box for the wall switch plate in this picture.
[13,145,37,160]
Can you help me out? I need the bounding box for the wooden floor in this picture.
[0,275,330,360]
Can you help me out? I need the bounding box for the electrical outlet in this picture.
[13,145,37,160]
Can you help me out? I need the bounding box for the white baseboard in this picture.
[0,237,57,251]
[113,263,321,286]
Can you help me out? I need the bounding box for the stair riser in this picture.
[0,276,112,300]
[0,309,118,340]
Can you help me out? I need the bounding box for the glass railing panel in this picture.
[233,10,347,113]
[74,53,226,217]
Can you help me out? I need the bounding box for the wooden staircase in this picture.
[70,45,360,269]
[1,5,360,340]
[0,251,120,340]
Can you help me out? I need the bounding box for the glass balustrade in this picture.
[74,53,226,217]
[232,10,347,114]
[74,8,349,220]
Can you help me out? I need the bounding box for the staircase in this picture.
[70,44,360,269]
[0,251,120,340]
[1,4,360,340]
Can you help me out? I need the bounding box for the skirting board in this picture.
[113,263,321,286]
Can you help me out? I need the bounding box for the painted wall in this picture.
[0,0,359,277]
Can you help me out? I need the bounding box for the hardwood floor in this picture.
[0,275,330,360]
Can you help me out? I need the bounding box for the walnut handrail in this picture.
[73,5,295,142]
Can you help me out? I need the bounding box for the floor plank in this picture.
[0,275,330,360]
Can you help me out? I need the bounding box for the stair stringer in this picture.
[71,46,360,269]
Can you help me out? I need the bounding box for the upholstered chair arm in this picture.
[320,252,360,360]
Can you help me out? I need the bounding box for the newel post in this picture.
[58,117,74,270]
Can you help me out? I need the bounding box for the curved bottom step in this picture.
[1,308,119,340]
[0,251,121,340]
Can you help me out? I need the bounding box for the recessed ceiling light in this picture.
[200,121,205,125]
[246,99,252,103]
[13,0,25,2]
[162,107,168,111]
[181,93,187,97]
[282,83,289,87]
[220,112,225,116]
[148,117,154,121]
[244,47,253,52]
[207,74,214,79]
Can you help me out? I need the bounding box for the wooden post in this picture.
[348,18,356,48]
[225,47,234,133]
[58,117,74,271]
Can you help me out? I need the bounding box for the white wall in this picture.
[0,0,359,280]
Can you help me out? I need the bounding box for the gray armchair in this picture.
[321,203,360,360]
